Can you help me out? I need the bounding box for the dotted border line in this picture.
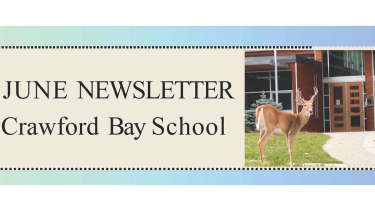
[0,167,373,171]
[0,46,312,49]
[0,45,372,171]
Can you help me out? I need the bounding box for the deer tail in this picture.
[255,107,264,131]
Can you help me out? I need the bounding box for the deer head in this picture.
[296,86,318,117]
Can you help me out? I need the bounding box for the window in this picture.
[272,93,292,110]
[324,108,330,120]
[334,108,343,113]
[323,83,329,95]
[325,121,331,132]
[351,107,360,113]
[245,72,269,92]
[324,96,329,107]
[334,116,344,121]
[245,71,293,111]
[323,83,330,132]
[325,50,364,77]
[350,100,360,104]
[351,116,361,127]
[322,50,328,77]
[271,71,292,91]
[333,87,343,105]
[365,95,374,107]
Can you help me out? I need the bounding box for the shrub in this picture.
[245,121,251,133]
[245,91,283,131]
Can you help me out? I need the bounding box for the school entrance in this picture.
[329,82,364,132]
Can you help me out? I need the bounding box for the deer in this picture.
[255,86,318,167]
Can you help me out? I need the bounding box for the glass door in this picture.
[329,82,364,132]
[346,82,364,131]
[330,83,347,132]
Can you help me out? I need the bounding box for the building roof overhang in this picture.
[245,55,322,72]
[245,50,315,58]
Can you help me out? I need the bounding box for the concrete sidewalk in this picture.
[323,132,375,167]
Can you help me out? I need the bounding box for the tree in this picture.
[245,91,283,131]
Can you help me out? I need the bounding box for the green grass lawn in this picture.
[245,132,342,167]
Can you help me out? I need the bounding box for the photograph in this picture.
[245,50,375,167]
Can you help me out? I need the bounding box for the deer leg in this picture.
[259,127,265,140]
[258,128,265,163]
[258,130,272,165]
[288,136,295,167]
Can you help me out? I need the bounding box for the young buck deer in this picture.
[255,86,318,166]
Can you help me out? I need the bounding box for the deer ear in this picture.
[296,98,304,105]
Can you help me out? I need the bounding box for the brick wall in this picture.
[315,50,322,62]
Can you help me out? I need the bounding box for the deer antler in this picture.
[296,88,305,104]
[310,86,318,102]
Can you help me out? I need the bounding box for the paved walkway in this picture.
[323,132,375,167]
